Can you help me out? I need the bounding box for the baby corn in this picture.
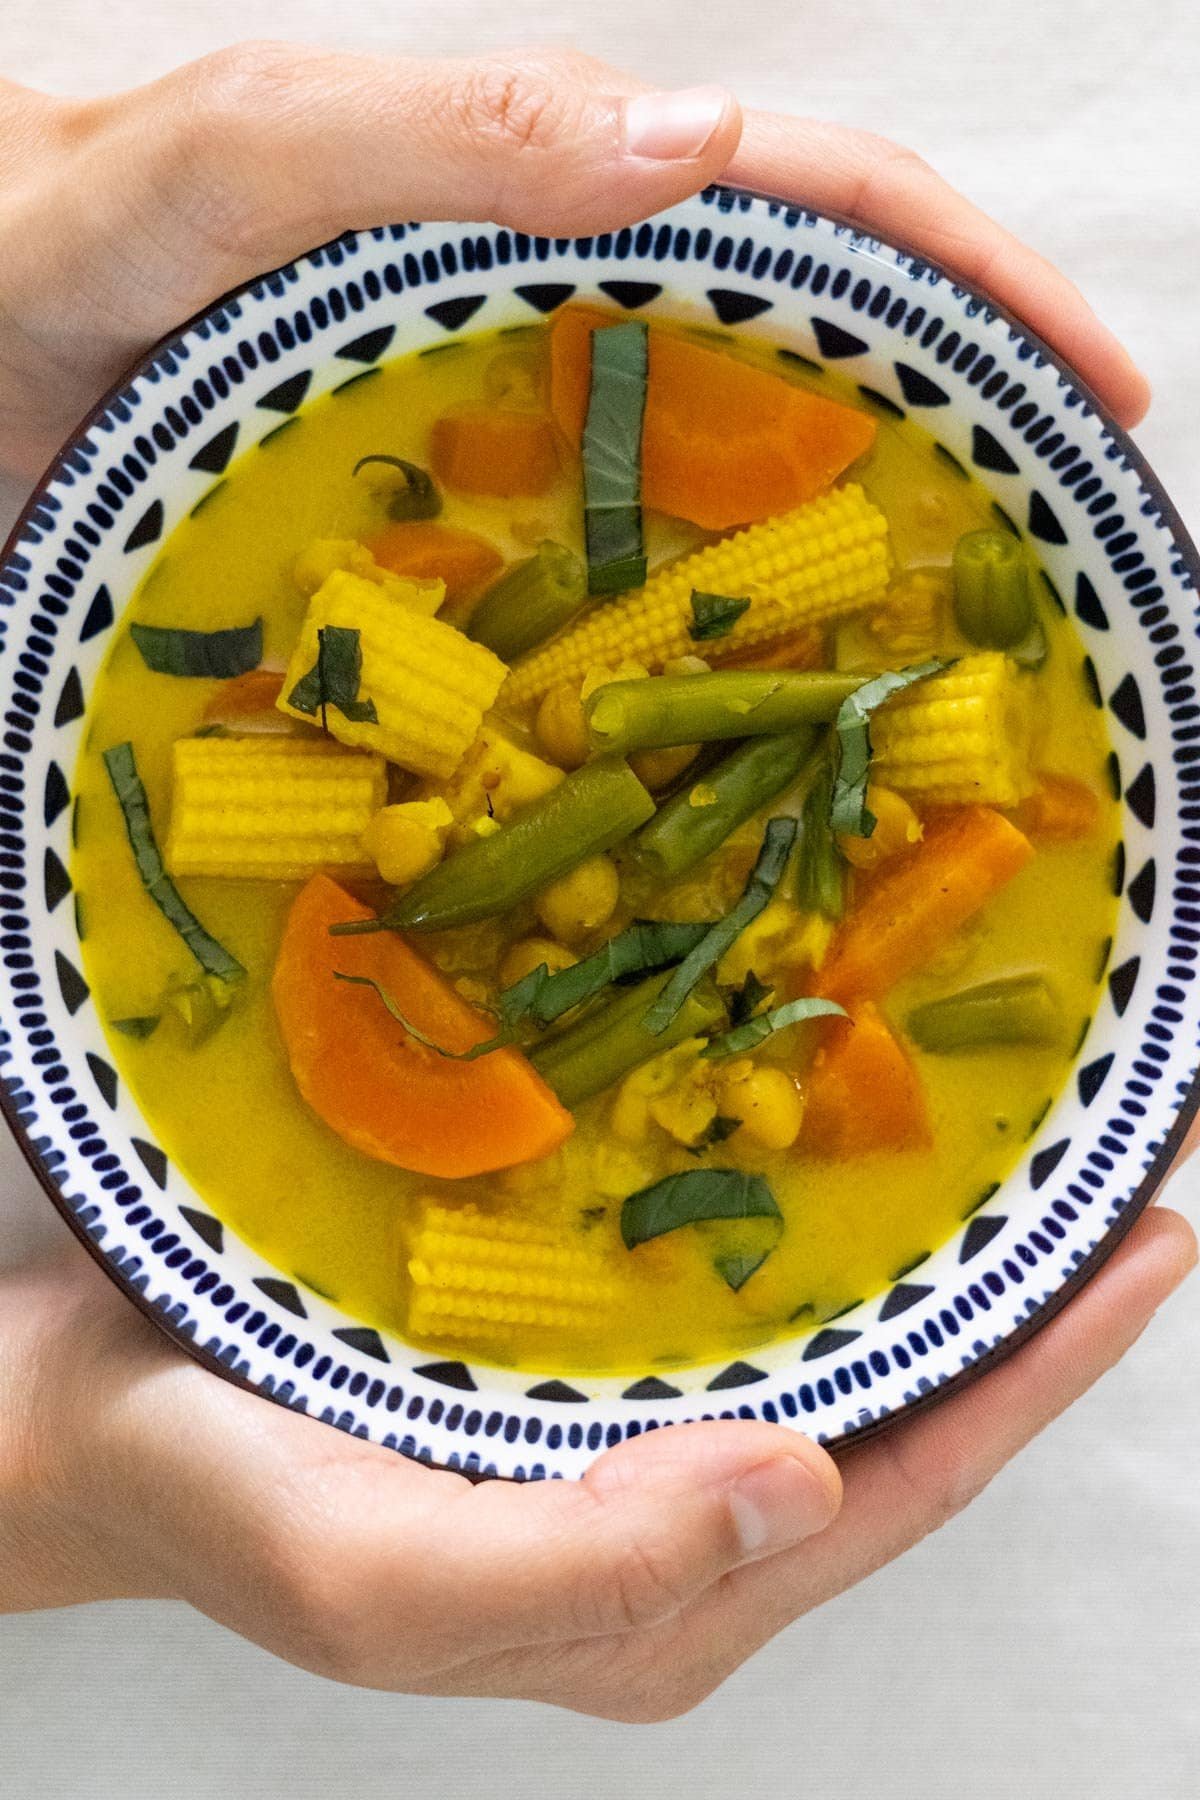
[503,484,890,708]
[166,736,386,881]
[871,651,1034,807]
[406,1202,617,1343]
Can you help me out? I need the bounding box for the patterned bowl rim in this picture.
[1,182,1198,1480]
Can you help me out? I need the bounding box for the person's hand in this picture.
[0,41,1148,482]
[0,43,1185,1718]
[1,1210,1192,1718]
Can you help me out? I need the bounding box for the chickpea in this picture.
[498,936,577,990]
[363,799,452,886]
[629,743,700,792]
[838,785,923,872]
[535,855,620,943]
[718,1065,804,1150]
[534,682,590,770]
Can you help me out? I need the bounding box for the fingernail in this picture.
[623,86,731,162]
[727,1457,839,1560]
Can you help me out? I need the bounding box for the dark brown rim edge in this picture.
[1,185,1198,1476]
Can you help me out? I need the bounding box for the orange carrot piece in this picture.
[1012,772,1103,843]
[272,875,574,1178]
[365,521,504,610]
[813,806,1034,1006]
[801,1003,932,1157]
[203,669,285,720]
[548,305,878,530]
[429,409,561,498]
[710,626,827,672]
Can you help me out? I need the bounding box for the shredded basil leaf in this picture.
[686,1114,744,1159]
[109,1014,160,1040]
[130,618,263,680]
[332,972,508,1061]
[621,1168,781,1250]
[103,743,244,984]
[352,455,441,521]
[715,1249,770,1292]
[689,591,751,642]
[496,919,714,1031]
[288,626,378,726]
[583,321,648,596]
[702,996,846,1060]
[830,660,947,838]
[729,969,773,1028]
[641,818,798,1036]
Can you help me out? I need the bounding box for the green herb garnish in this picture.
[830,660,946,837]
[642,817,798,1035]
[688,591,751,642]
[103,743,244,984]
[621,1168,781,1250]
[110,1014,160,1040]
[715,1249,770,1292]
[332,972,509,1061]
[130,618,263,680]
[352,454,441,521]
[288,626,378,727]
[695,1114,743,1152]
[729,969,773,1028]
[497,919,714,1031]
[583,321,648,595]
[702,996,846,1060]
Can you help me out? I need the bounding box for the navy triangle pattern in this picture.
[802,1327,862,1361]
[86,1051,118,1111]
[1077,1053,1114,1106]
[54,667,85,727]
[337,326,395,363]
[1027,491,1067,544]
[123,500,164,554]
[44,762,70,826]
[622,1376,683,1400]
[1030,1138,1070,1190]
[598,280,662,309]
[333,1326,390,1363]
[1108,956,1139,1017]
[43,847,71,912]
[706,1360,768,1391]
[811,317,867,359]
[525,1379,588,1403]
[414,1360,477,1391]
[54,950,89,1014]
[971,424,1019,474]
[514,283,576,314]
[1075,572,1109,630]
[80,584,114,641]
[894,361,949,406]
[180,1205,224,1252]
[132,1136,168,1189]
[254,1278,308,1318]
[188,423,239,475]
[708,287,772,326]
[878,1282,934,1321]
[959,1215,1007,1262]
[1109,672,1146,738]
[425,296,486,332]
[1128,859,1156,923]
[258,371,312,414]
[1125,764,1156,827]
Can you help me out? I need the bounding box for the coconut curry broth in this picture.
[72,318,1117,1373]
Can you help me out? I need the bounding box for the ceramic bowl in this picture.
[1,186,1197,1480]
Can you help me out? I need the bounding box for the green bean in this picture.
[530,970,725,1108]
[466,541,588,662]
[335,755,655,936]
[906,973,1062,1052]
[795,740,845,918]
[952,530,1033,648]
[636,729,818,878]
[585,671,864,755]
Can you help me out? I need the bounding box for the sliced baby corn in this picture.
[871,651,1034,808]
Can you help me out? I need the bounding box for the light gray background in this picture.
[2,1,1198,1793]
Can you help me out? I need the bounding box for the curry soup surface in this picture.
[73,322,1117,1374]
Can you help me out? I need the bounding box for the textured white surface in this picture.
[0,0,1198,1792]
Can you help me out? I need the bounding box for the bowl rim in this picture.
[2,181,1198,1471]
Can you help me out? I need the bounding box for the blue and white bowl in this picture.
[1,187,1196,1480]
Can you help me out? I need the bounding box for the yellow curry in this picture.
[73,310,1117,1374]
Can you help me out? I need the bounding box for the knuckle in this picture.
[449,64,564,158]
[606,1531,697,1633]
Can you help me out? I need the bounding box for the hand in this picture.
[0,42,1147,482]
[0,44,1183,1717]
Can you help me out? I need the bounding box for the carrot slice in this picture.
[1011,772,1102,842]
[813,806,1034,1006]
[801,1003,932,1157]
[203,669,285,720]
[365,522,504,611]
[272,875,574,1178]
[549,305,877,530]
[429,410,561,498]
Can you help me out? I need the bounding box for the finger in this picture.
[728,114,1151,429]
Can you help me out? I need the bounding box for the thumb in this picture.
[103,42,740,277]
